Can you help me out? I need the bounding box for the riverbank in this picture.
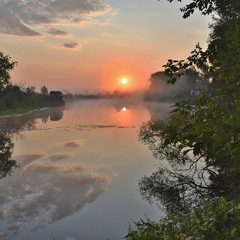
[0,106,50,118]
[0,106,43,116]
[0,86,65,117]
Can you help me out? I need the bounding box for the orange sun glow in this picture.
[121,78,127,84]
[100,57,148,91]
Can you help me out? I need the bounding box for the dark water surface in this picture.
[0,99,170,240]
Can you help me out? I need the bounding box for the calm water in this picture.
[0,99,170,240]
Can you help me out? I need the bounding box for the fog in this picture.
[143,70,208,102]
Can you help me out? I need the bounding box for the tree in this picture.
[139,0,240,212]
[144,67,208,101]
[125,198,240,240]
[41,85,49,95]
[139,119,240,214]
[157,0,240,170]
[158,0,240,19]
[126,0,240,238]
[0,52,17,91]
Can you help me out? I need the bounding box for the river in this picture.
[0,99,170,240]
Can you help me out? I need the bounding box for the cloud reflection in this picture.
[0,157,110,237]
[49,152,72,161]
[0,231,8,240]
[8,225,21,236]
[64,141,81,148]
[15,153,45,167]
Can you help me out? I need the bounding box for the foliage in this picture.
[158,0,240,19]
[155,0,240,171]
[138,0,240,216]
[125,198,240,240]
[138,119,240,214]
[126,0,240,239]
[0,52,17,91]
[0,84,54,114]
[41,85,49,95]
[0,131,18,179]
[0,52,65,115]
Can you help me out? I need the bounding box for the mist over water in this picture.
[0,99,170,240]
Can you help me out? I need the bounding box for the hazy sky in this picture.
[0,0,211,93]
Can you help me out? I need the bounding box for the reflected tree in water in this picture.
[0,131,17,179]
[126,0,240,238]
[138,119,240,214]
[0,106,64,129]
[0,106,64,180]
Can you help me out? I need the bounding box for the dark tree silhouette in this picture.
[0,131,17,179]
[0,52,17,91]
[138,119,240,213]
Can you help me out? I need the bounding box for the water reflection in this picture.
[0,107,65,180]
[138,116,240,214]
[0,102,140,239]
[0,106,64,130]
[122,107,127,112]
[0,100,164,239]
[145,102,171,122]
[0,131,17,179]
[0,154,110,238]
[113,104,130,113]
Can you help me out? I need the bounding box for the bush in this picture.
[125,198,240,240]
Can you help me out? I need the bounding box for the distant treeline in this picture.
[0,82,133,115]
[144,67,210,102]
[0,85,64,115]
[63,89,132,101]
[0,51,64,115]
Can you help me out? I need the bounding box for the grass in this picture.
[0,106,40,116]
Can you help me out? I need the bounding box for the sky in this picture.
[0,0,211,93]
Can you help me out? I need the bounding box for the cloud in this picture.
[0,160,110,236]
[0,5,40,37]
[0,0,112,37]
[47,28,68,36]
[0,232,8,240]
[63,42,80,49]
[64,141,81,148]
[49,152,72,161]
[8,225,21,236]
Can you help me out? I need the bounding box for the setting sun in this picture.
[100,57,148,91]
[122,107,127,112]
[121,78,127,84]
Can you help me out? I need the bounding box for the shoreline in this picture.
[0,107,50,118]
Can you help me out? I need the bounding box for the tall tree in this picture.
[157,0,240,170]
[0,52,17,91]
[41,85,49,95]
[126,1,240,238]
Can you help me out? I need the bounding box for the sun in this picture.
[121,78,127,84]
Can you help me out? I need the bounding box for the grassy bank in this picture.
[0,106,44,116]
